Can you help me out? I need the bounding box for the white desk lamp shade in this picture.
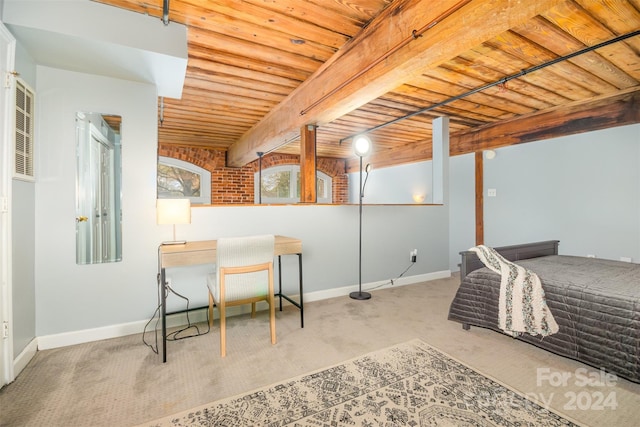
[157,199,191,225]
[157,199,191,244]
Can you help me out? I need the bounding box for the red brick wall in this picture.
[158,144,348,204]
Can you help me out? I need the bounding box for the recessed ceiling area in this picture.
[3,0,188,98]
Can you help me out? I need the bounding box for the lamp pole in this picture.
[350,136,371,300]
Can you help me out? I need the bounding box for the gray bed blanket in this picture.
[448,255,640,383]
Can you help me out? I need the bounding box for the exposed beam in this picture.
[299,125,317,203]
[475,152,484,246]
[227,0,564,167]
[450,87,640,155]
[345,87,640,173]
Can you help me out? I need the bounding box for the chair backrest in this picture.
[215,234,275,302]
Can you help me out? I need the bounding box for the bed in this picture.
[448,240,640,383]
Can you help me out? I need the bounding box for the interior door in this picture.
[0,21,17,387]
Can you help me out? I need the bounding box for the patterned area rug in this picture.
[143,339,581,426]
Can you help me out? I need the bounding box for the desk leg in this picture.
[298,253,304,328]
[278,255,283,311]
[274,253,304,328]
[160,267,167,363]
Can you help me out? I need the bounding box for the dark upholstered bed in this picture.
[448,240,640,383]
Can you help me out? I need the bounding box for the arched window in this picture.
[255,165,332,204]
[157,156,211,204]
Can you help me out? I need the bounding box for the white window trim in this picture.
[255,165,332,204]
[158,156,211,204]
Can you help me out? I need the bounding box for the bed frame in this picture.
[459,240,560,281]
[452,239,640,383]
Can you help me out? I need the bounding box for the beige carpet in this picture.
[141,338,583,426]
[1,275,639,426]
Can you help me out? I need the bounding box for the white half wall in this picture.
[159,204,451,313]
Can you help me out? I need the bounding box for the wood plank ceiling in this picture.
[95,0,640,171]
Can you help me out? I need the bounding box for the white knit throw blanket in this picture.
[470,245,559,337]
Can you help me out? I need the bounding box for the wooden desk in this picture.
[158,235,303,362]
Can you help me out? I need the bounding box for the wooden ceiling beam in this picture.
[450,87,640,155]
[227,0,564,167]
[345,87,640,173]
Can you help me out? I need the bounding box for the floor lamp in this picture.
[350,135,372,300]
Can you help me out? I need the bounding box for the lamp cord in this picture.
[365,262,416,292]
[164,285,210,341]
[143,255,210,354]
[142,273,163,354]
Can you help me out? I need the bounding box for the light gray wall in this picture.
[482,124,640,262]
[11,38,37,358]
[447,125,640,271]
[349,161,432,204]
[349,152,475,273]
[35,66,159,336]
[11,179,35,357]
[448,153,475,270]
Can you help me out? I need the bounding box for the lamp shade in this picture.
[353,134,371,157]
[156,199,191,225]
[413,194,426,203]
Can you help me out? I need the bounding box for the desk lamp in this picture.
[157,198,191,245]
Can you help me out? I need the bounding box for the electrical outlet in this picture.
[410,249,417,263]
[2,321,8,339]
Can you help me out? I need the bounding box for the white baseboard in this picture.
[37,304,269,350]
[36,270,451,350]
[14,338,38,377]
[305,269,451,302]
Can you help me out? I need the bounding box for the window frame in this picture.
[255,165,332,204]
[157,156,211,204]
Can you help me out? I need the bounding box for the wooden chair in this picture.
[207,234,276,357]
